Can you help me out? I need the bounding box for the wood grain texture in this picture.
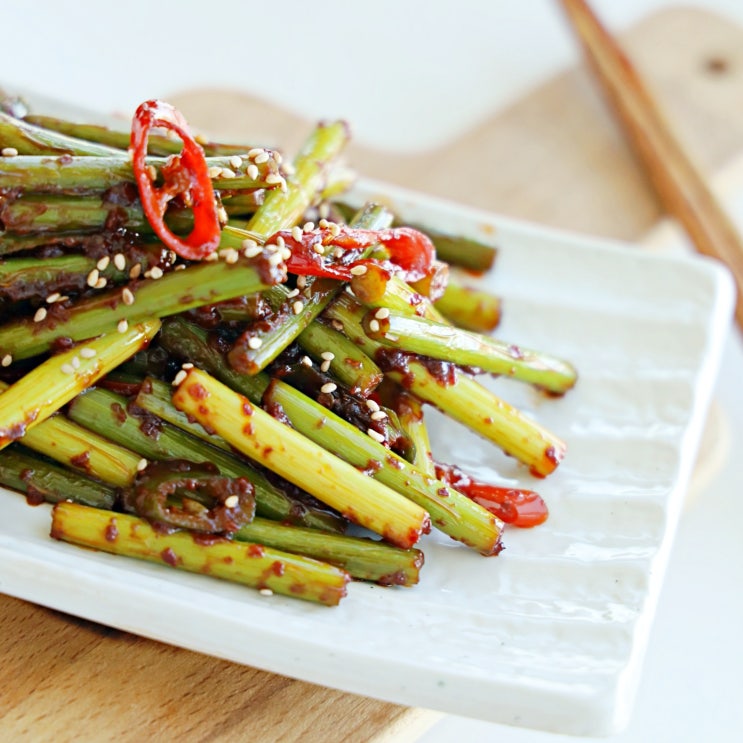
[2,7,742,741]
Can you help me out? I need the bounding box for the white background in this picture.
[2,1,743,741]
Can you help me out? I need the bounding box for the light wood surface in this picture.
[2,7,741,741]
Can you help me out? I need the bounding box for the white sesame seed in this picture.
[296,275,307,289]
[275,235,285,249]
[204,251,220,262]
[224,495,239,508]
[117,319,129,333]
[318,218,329,229]
[151,266,164,279]
[86,269,100,287]
[268,251,284,267]
[60,363,75,375]
[175,264,186,271]
[0,354,12,367]
[172,369,188,386]
[241,238,258,251]
[217,206,228,223]
[265,172,283,186]
[272,151,282,164]
[137,458,148,472]
[368,319,380,333]
[366,399,380,412]
[223,248,239,264]
[367,428,385,443]
[181,362,194,370]
[247,148,264,159]
[371,410,388,421]
[286,288,300,298]
[146,165,157,181]
[129,263,142,279]
[279,247,292,261]
[219,167,236,179]
[374,307,390,320]
[2,147,18,157]
[112,253,126,271]
[320,382,337,394]
[247,163,259,180]
[259,588,273,596]
[247,336,263,349]
[96,256,110,271]
[34,307,47,323]
[79,347,96,359]
[312,243,325,255]
[300,355,313,367]
[208,166,222,179]
[122,287,135,305]
[95,277,107,289]
[229,156,243,169]
[71,355,81,370]
[303,222,315,233]
[292,300,304,315]
[349,265,367,276]
[291,226,303,242]
[329,222,341,237]
[320,360,331,373]
[254,151,270,164]
[46,292,61,304]
[320,351,335,361]
[333,247,344,259]
[243,245,263,259]
[330,319,344,332]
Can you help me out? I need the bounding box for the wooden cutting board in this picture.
[2,7,741,741]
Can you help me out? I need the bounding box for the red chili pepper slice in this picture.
[130,100,220,260]
[435,462,549,528]
[267,225,435,283]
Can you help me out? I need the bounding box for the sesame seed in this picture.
[79,347,96,359]
[291,226,303,241]
[219,167,236,179]
[208,166,222,179]
[259,588,273,596]
[333,247,344,259]
[279,247,292,260]
[254,151,270,164]
[320,351,335,361]
[241,238,258,251]
[286,288,300,298]
[217,206,228,223]
[224,495,239,508]
[244,244,263,259]
[60,363,75,375]
[229,155,243,169]
[204,251,219,262]
[292,300,304,315]
[223,248,239,264]
[296,275,307,289]
[1,354,12,367]
[330,319,344,332]
[247,148,264,158]
[320,382,337,394]
[34,307,47,323]
[350,265,367,276]
[129,263,142,279]
[175,264,186,271]
[149,266,163,279]
[268,251,284,266]
[371,410,388,421]
[374,307,390,320]
[329,222,341,237]
[300,355,313,367]
[71,355,81,370]
[181,362,194,369]
[320,360,331,373]
[86,268,100,287]
[368,319,380,333]
[275,235,285,249]
[122,287,135,305]
[172,369,188,386]
[366,399,380,412]
[137,458,148,472]
[312,243,325,255]
[146,164,157,181]
[46,292,61,304]
[367,428,385,443]
[117,319,129,333]
[318,218,329,229]
[265,173,283,186]
[113,253,126,271]
[272,151,282,164]
[95,277,107,289]
[303,222,315,233]
[96,256,110,271]
[247,336,263,349]
[2,147,18,157]
[247,163,259,180]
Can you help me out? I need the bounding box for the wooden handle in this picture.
[560,0,743,328]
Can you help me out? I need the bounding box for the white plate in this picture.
[0,180,733,736]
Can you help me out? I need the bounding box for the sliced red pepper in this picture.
[267,225,435,283]
[130,100,220,260]
[435,462,549,528]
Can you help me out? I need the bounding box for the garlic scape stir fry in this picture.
[0,95,577,605]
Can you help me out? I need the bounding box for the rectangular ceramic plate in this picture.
[0,179,733,736]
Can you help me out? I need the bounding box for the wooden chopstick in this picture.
[559,0,743,329]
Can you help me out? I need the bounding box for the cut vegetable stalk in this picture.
[0,318,161,450]
[172,367,430,549]
[434,281,502,333]
[51,502,350,606]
